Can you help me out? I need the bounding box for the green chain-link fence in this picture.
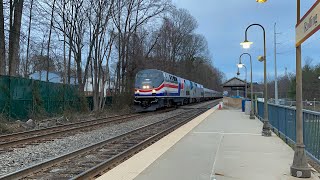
[0,75,82,120]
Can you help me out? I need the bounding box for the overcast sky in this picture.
[171,0,320,82]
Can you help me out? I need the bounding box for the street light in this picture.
[240,40,253,49]
[239,53,255,119]
[241,23,271,137]
[254,0,310,176]
[236,68,240,96]
[237,64,247,98]
[256,0,267,3]
[237,63,244,68]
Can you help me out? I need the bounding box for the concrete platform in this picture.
[97,107,320,180]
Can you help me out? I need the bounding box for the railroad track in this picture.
[0,109,174,152]
[0,101,219,180]
[0,100,216,152]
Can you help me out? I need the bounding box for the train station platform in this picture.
[97,105,320,180]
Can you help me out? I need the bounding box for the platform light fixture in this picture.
[237,63,244,68]
[240,40,253,49]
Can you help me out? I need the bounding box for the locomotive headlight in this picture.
[136,90,140,93]
[152,89,156,93]
[143,85,147,89]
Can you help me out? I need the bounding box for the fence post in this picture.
[255,94,258,115]
[285,108,288,144]
[8,76,12,118]
[62,84,65,112]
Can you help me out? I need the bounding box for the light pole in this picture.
[237,64,247,98]
[238,53,255,119]
[258,0,310,177]
[240,23,271,137]
[237,68,240,96]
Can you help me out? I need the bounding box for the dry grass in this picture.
[0,115,26,135]
[0,98,134,135]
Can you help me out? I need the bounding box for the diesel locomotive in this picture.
[134,69,222,111]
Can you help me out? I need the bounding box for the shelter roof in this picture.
[222,77,247,87]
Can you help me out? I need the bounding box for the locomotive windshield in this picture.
[135,69,164,88]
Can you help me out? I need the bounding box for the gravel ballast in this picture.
[0,101,218,176]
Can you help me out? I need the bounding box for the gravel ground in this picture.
[0,108,191,176]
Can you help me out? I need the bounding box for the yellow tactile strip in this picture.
[97,106,218,180]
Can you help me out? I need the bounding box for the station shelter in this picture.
[222,77,248,98]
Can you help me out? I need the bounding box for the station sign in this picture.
[296,0,320,47]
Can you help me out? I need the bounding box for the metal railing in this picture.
[256,101,320,165]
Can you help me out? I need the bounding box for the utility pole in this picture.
[274,23,279,105]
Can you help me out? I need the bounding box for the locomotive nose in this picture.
[142,84,151,89]
[142,79,152,89]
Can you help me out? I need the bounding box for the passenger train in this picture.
[134,69,222,111]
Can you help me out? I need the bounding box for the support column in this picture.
[290,0,311,177]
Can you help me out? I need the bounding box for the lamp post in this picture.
[240,23,271,137]
[238,53,255,119]
[236,68,240,96]
[237,63,247,98]
[258,0,311,177]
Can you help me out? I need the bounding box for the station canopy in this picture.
[222,77,249,97]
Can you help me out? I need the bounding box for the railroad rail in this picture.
[0,101,219,180]
[0,109,177,152]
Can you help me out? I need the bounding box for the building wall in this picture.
[223,87,245,97]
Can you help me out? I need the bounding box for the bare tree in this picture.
[0,0,225,114]
[25,0,34,77]
[151,8,197,73]
[46,0,56,81]
[0,0,5,75]
[62,0,67,83]
[88,0,115,111]
[112,0,170,94]
[53,0,76,84]
[8,0,24,76]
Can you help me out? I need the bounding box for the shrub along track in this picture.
[0,100,219,180]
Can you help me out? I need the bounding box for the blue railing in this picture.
[256,101,320,164]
